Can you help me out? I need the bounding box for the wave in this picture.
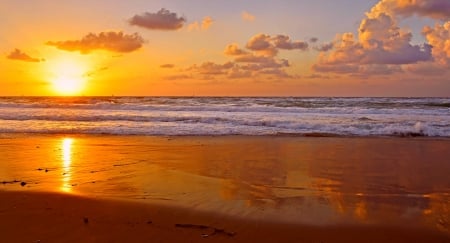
[0,97,448,137]
[1,97,449,110]
[0,120,448,137]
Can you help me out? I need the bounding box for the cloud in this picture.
[312,63,402,76]
[160,64,175,68]
[422,21,450,65]
[186,60,292,80]
[6,49,43,62]
[179,33,308,80]
[46,31,144,54]
[272,35,309,50]
[188,16,214,31]
[369,0,450,20]
[405,62,449,75]
[313,42,334,52]
[246,34,273,51]
[224,43,249,56]
[309,37,319,43]
[187,61,234,75]
[241,11,256,22]
[202,16,214,30]
[246,33,309,56]
[228,67,252,79]
[83,66,109,78]
[187,22,200,31]
[129,8,186,30]
[311,0,448,76]
[259,68,292,78]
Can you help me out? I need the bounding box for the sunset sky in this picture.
[1,0,449,96]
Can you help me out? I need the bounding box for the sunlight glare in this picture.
[61,138,73,192]
[48,57,88,95]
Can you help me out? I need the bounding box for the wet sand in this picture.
[0,135,449,242]
[1,190,448,243]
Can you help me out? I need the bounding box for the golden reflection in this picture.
[61,138,73,192]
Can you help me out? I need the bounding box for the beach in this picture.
[1,135,449,242]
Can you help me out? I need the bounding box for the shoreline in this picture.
[1,190,448,243]
[1,132,450,139]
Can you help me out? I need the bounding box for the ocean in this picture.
[0,96,449,137]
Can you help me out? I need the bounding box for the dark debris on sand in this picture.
[175,223,236,238]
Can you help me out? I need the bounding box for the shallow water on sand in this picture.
[0,134,449,233]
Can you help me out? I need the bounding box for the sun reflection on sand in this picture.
[60,138,73,192]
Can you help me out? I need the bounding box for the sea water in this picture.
[0,96,449,136]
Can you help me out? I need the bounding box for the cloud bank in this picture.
[129,8,186,30]
[180,33,308,80]
[6,49,43,62]
[313,0,450,76]
[46,31,144,54]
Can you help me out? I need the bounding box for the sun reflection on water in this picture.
[61,138,73,192]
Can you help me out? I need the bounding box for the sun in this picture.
[52,76,85,95]
[47,56,89,96]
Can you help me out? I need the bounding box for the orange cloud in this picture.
[46,31,144,54]
[311,0,448,76]
[202,16,214,30]
[224,43,248,56]
[188,16,214,31]
[369,0,450,20]
[129,8,186,30]
[176,33,307,80]
[241,11,255,22]
[6,49,43,62]
[422,21,450,65]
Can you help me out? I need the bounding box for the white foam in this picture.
[0,97,448,137]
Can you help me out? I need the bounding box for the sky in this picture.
[1,0,449,96]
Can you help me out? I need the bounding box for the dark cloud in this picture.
[245,33,309,57]
[272,35,309,50]
[313,42,334,52]
[46,31,144,54]
[160,64,175,68]
[163,74,191,80]
[372,0,450,20]
[309,37,319,43]
[83,66,109,78]
[6,49,43,62]
[129,8,186,30]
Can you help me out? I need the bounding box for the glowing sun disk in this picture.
[48,57,88,95]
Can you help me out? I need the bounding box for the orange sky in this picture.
[1,0,449,96]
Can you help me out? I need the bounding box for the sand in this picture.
[0,135,449,242]
[0,190,448,243]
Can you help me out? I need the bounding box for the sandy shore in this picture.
[1,135,449,242]
[0,190,448,243]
